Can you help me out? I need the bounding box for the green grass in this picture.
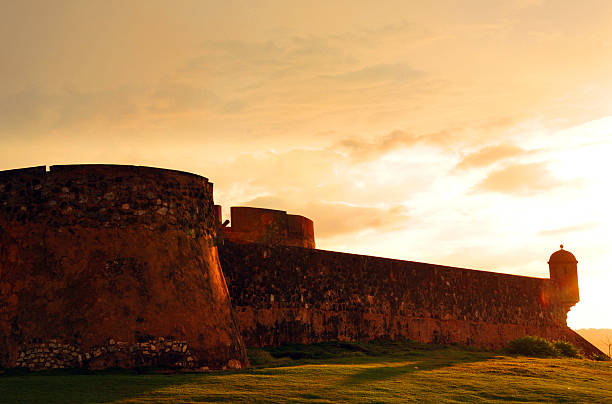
[1,341,611,403]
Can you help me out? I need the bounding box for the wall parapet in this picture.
[0,164,215,237]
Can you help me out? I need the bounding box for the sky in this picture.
[1,0,611,329]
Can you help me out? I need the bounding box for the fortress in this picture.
[0,165,602,370]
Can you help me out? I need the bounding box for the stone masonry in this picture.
[0,165,248,370]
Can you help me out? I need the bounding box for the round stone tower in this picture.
[548,245,580,305]
[0,165,248,370]
[220,206,315,248]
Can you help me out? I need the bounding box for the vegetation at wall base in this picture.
[505,336,584,358]
[552,340,580,358]
[1,340,610,403]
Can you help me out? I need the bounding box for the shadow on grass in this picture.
[0,367,202,404]
[340,350,496,386]
[253,340,491,366]
[252,340,498,368]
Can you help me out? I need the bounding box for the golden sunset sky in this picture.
[1,1,611,328]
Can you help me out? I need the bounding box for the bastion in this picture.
[0,165,247,370]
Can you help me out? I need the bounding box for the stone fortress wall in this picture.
[219,241,598,356]
[0,165,248,370]
[217,207,600,357]
[0,165,603,370]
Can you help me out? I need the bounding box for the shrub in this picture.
[553,340,579,358]
[505,336,558,357]
[247,349,272,366]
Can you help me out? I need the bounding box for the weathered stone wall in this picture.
[219,241,600,357]
[0,165,248,370]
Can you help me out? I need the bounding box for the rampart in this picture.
[219,241,600,357]
[0,165,248,370]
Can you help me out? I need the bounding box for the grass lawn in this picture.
[1,341,610,403]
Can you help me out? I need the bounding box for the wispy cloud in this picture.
[335,129,452,161]
[0,87,144,135]
[474,162,577,195]
[326,63,423,83]
[245,195,409,239]
[538,223,598,236]
[456,144,526,170]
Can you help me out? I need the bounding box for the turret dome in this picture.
[548,245,577,264]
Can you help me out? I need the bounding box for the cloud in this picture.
[186,37,355,81]
[538,223,597,236]
[474,162,567,195]
[0,88,52,133]
[335,129,453,161]
[0,81,223,138]
[148,84,217,114]
[336,130,419,158]
[431,243,548,276]
[244,195,409,239]
[327,63,423,83]
[311,202,408,239]
[201,141,436,242]
[176,36,442,139]
[456,144,525,169]
[207,143,434,212]
[0,87,143,135]
[512,0,545,10]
